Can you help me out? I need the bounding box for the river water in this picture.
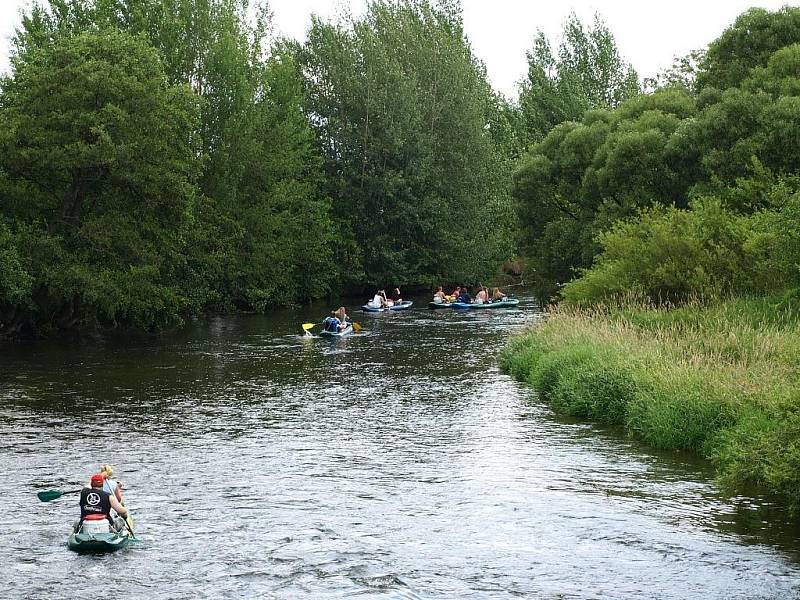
[1,295,798,599]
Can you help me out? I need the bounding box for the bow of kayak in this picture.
[68,531,131,554]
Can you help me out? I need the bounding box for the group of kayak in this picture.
[37,463,135,554]
[429,285,520,309]
[310,285,519,337]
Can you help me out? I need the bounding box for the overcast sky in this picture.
[0,0,794,98]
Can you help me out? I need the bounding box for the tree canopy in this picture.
[518,13,639,145]
[0,29,202,334]
[513,6,800,304]
[299,0,516,287]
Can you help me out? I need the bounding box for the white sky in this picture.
[0,0,795,98]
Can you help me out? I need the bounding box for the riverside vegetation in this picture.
[501,297,800,514]
[505,6,800,514]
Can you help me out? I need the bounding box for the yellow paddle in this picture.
[125,515,135,535]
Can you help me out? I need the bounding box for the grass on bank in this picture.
[500,296,800,514]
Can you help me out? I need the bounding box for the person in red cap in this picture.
[77,472,129,532]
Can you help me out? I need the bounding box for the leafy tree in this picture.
[11,0,340,315]
[514,88,696,297]
[299,0,516,287]
[697,6,800,91]
[518,13,639,144]
[0,30,202,333]
[220,49,338,308]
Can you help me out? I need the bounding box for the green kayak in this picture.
[68,530,131,554]
[67,517,132,554]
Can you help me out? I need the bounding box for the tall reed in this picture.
[501,296,800,514]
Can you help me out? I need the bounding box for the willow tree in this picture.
[299,0,516,287]
[697,6,800,91]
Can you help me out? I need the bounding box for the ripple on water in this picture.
[1,298,799,599]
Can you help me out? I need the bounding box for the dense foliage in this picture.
[517,13,639,146]
[298,0,517,287]
[514,6,800,302]
[0,0,518,336]
[0,30,202,334]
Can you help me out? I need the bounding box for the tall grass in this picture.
[501,295,800,514]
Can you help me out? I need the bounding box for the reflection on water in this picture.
[1,295,799,599]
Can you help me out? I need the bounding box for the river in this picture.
[1,294,798,599]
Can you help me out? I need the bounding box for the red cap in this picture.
[90,473,104,486]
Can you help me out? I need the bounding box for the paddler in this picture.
[77,473,129,532]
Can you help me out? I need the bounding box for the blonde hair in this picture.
[100,464,115,478]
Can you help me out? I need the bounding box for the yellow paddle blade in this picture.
[126,515,135,534]
[352,322,363,332]
[302,323,316,331]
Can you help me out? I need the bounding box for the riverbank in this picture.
[500,296,800,515]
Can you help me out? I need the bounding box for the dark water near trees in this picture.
[1,295,798,599]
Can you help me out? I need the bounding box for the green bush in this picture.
[562,198,764,305]
[710,403,800,514]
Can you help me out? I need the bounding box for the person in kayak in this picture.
[78,473,128,531]
[334,306,349,329]
[457,287,472,303]
[323,312,341,332]
[100,464,124,504]
[448,286,461,302]
[492,287,507,301]
[474,287,489,304]
[390,287,402,305]
[433,286,447,304]
[370,290,387,309]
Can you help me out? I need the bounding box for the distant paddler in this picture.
[322,306,350,333]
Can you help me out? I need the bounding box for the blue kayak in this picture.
[319,324,354,337]
[361,300,414,312]
[451,298,520,309]
[428,301,453,309]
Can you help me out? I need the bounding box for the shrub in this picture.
[562,198,763,305]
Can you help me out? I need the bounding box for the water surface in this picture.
[1,295,798,599]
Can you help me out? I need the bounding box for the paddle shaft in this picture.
[37,488,82,502]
